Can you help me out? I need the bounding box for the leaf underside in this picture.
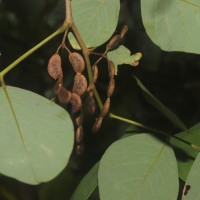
[98,133,179,200]
[0,86,74,185]
[141,0,200,54]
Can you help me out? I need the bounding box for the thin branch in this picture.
[0,21,70,78]
[65,0,104,110]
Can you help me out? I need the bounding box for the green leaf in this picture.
[134,76,188,131]
[68,0,120,49]
[107,45,142,75]
[71,162,99,200]
[170,123,200,181]
[181,153,200,199]
[98,133,179,200]
[141,0,200,54]
[0,86,74,185]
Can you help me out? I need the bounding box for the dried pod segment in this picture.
[120,25,128,39]
[69,52,85,73]
[107,78,115,97]
[76,143,84,155]
[101,98,110,117]
[70,93,82,113]
[75,126,83,144]
[87,91,96,114]
[106,35,121,50]
[48,53,63,80]
[73,74,88,96]
[54,77,63,95]
[75,115,82,127]
[92,116,103,133]
[58,87,72,104]
[92,64,98,83]
[108,60,115,79]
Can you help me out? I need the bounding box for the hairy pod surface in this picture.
[76,144,84,155]
[70,93,82,113]
[47,53,63,80]
[101,98,110,117]
[107,78,115,97]
[73,74,88,96]
[92,64,98,83]
[92,116,103,133]
[69,52,85,73]
[58,87,72,104]
[75,126,83,144]
[107,35,121,50]
[54,77,63,95]
[108,60,115,79]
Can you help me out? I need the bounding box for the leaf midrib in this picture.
[3,86,38,183]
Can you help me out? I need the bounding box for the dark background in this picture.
[0,0,200,199]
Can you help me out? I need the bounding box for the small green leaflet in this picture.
[107,45,142,75]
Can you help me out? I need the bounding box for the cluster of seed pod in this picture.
[92,60,115,133]
[91,27,128,133]
[48,51,87,155]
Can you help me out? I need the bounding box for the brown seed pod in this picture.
[87,92,96,114]
[69,52,85,73]
[58,87,72,104]
[107,35,121,50]
[101,98,110,117]
[54,77,63,95]
[92,64,98,83]
[75,126,83,144]
[73,74,88,96]
[92,116,103,133]
[75,115,82,127]
[120,25,128,39]
[107,78,115,97]
[70,93,82,113]
[47,53,63,80]
[108,61,115,79]
[76,143,84,155]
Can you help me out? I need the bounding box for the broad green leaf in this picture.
[98,133,179,200]
[141,0,200,54]
[0,86,74,185]
[182,153,200,199]
[134,76,188,131]
[107,45,142,75]
[71,162,99,200]
[170,123,200,181]
[68,0,120,49]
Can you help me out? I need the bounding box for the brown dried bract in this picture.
[69,52,85,73]
[101,98,110,117]
[92,64,98,83]
[73,74,88,96]
[58,87,72,104]
[108,61,115,79]
[107,78,115,97]
[75,126,83,144]
[76,143,84,155]
[92,116,103,133]
[47,53,63,80]
[70,93,82,113]
[107,35,121,50]
[54,77,63,95]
